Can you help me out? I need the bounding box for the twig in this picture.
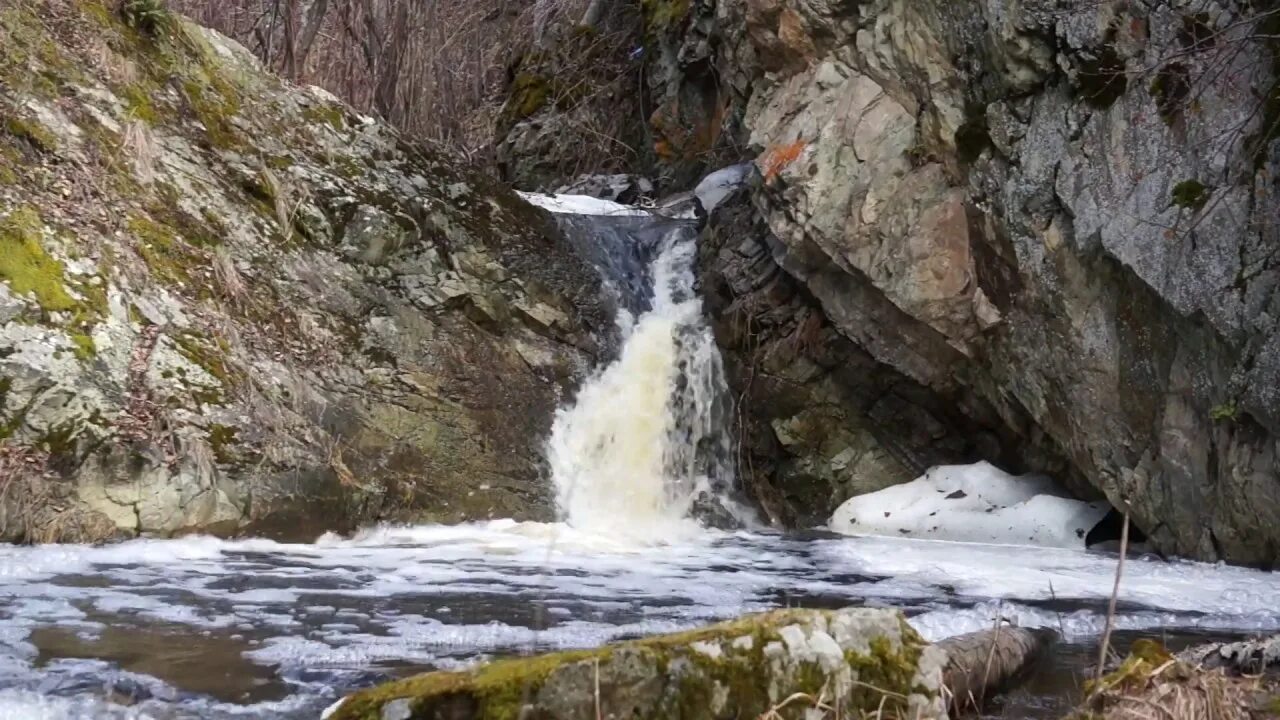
[594,657,601,720]
[1095,511,1131,683]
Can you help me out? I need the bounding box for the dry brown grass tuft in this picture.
[1083,641,1279,720]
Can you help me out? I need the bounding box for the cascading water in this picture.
[537,201,743,540]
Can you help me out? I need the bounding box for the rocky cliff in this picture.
[0,1,609,542]
[683,0,1280,564]
[503,0,1280,564]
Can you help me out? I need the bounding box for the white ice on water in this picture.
[828,461,1112,549]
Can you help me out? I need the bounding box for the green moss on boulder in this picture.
[330,608,945,720]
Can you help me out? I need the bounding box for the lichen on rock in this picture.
[330,607,947,720]
[0,0,608,542]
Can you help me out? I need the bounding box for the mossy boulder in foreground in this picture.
[329,607,948,720]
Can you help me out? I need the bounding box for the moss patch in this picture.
[70,332,97,360]
[120,82,160,124]
[0,207,77,312]
[1171,179,1209,210]
[302,103,345,132]
[332,610,930,720]
[2,115,59,154]
[207,423,238,463]
[641,0,692,36]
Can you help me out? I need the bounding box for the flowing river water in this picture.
[3,194,1280,719]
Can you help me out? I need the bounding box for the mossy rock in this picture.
[641,0,692,36]
[330,607,943,720]
[1171,179,1209,210]
[0,206,76,312]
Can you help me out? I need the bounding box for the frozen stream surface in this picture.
[2,522,1279,719]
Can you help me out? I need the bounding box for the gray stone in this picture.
[0,7,608,542]
[330,608,948,720]
[678,0,1280,562]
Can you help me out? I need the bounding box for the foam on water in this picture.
[3,524,1280,716]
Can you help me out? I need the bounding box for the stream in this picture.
[4,189,1280,719]
[3,524,1279,718]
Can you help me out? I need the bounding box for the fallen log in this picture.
[936,626,1052,712]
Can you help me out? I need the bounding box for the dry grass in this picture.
[0,445,116,543]
[1083,648,1277,720]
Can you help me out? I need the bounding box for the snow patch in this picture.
[828,461,1110,549]
[519,192,653,217]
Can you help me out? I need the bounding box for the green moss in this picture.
[1210,401,1238,421]
[2,115,58,154]
[333,646,609,720]
[70,332,97,360]
[170,334,235,409]
[0,6,66,98]
[207,423,238,463]
[497,72,554,133]
[641,0,692,35]
[302,103,345,132]
[334,610,931,720]
[120,83,160,124]
[0,207,77,312]
[180,75,243,150]
[128,212,213,286]
[1171,179,1209,210]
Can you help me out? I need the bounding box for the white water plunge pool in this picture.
[4,189,1279,718]
[3,522,1280,719]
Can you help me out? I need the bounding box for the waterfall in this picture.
[529,194,744,540]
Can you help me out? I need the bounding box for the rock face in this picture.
[0,2,608,541]
[669,0,1280,564]
[329,607,948,720]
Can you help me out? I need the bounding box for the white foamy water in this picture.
[2,524,1280,718]
[546,222,741,540]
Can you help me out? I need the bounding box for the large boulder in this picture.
[329,607,949,720]
[683,0,1280,564]
[0,2,609,541]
